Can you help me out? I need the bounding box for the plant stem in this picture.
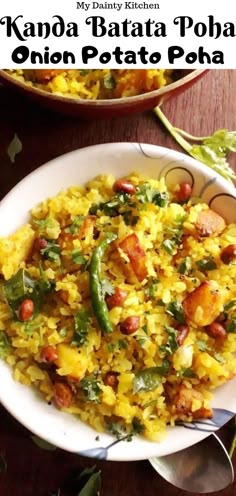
[154,107,192,154]
[173,127,209,142]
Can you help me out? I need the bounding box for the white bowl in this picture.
[0,143,235,461]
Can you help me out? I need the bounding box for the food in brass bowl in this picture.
[0,144,236,462]
[0,69,207,117]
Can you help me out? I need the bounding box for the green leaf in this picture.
[0,454,7,473]
[154,107,236,184]
[41,240,61,263]
[3,268,54,319]
[181,368,196,378]
[31,435,57,451]
[162,239,176,255]
[123,210,139,226]
[33,217,58,234]
[214,352,226,364]
[203,129,236,153]
[226,318,236,334]
[65,216,85,234]
[166,301,186,324]
[196,257,217,271]
[117,339,128,350]
[131,417,144,435]
[177,256,192,275]
[103,73,116,90]
[197,339,211,352]
[79,471,101,496]
[145,278,159,299]
[7,133,22,163]
[152,191,169,207]
[159,326,178,355]
[0,331,10,358]
[133,362,169,394]
[59,327,68,338]
[71,249,87,266]
[72,309,91,347]
[224,300,236,312]
[80,376,101,403]
[108,421,126,439]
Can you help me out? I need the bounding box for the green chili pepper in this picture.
[89,233,117,333]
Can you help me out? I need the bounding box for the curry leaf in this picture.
[133,362,169,394]
[0,454,7,473]
[31,435,57,451]
[7,133,22,163]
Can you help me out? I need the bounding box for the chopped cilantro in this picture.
[103,73,116,89]
[65,216,85,234]
[107,343,115,353]
[80,376,101,403]
[72,309,91,347]
[159,326,178,355]
[178,256,192,275]
[214,352,226,364]
[71,249,87,266]
[107,421,126,439]
[59,327,68,338]
[196,257,217,271]
[152,191,169,207]
[118,339,128,350]
[41,240,61,263]
[132,417,144,434]
[197,340,211,352]
[145,278,159,299]
[226,318,236,334]
[166,301,186,324]
[177,368,196,378]
[123,210,139,226]
[33,217,56,233]
[0,331,10,358]
[224,300,236,312]
[162,239,176,255]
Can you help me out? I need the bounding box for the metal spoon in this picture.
[149,433,234,493]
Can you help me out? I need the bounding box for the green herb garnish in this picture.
[133,360,169,393]
[196,257,217,271]
[159,326,179,355]
[80,376,101,403]
[72,309,91,347]
[178,256,192,275]
[65,215,85,234]
[0,331,10,358]
[41,240,61,263]
[154,107,236,184]
[166,301,186,324]
[71,249,87,266]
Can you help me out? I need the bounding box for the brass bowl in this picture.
[0,69,208,118]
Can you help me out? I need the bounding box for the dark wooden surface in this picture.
[0,70,235,496]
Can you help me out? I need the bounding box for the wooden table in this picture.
[0,70,235,496]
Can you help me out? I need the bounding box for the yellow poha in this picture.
[0,172,235,441]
